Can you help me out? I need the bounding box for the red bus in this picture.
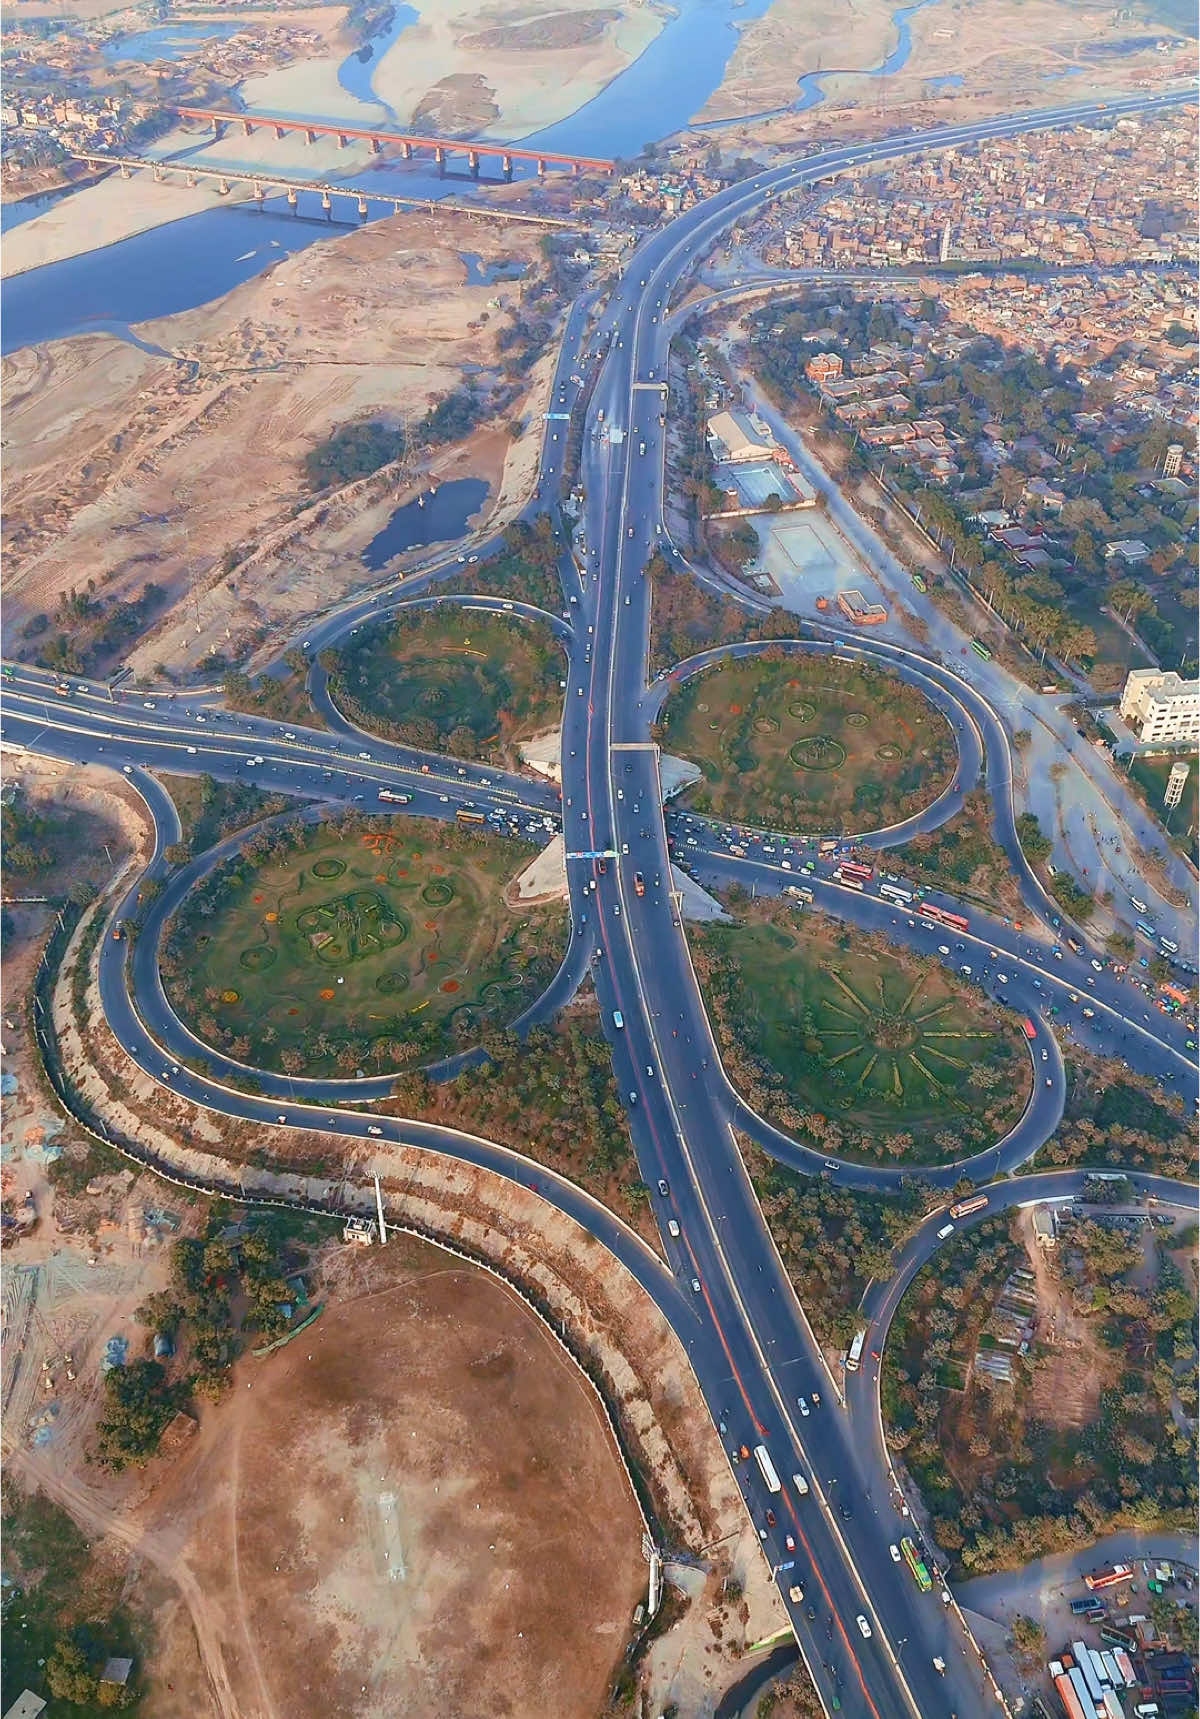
[1022,1018,1037,1040]
[918,902,969,933]
[837,860,874,884]
[834,870,866,891]
[1084,1564,1134,1593]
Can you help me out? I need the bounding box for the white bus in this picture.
[879,882,914,905]
[846,1330,867,1373]
[378,789,412,804]
[754,1444,782,1494]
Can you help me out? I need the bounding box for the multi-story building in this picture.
[1118,669,1200,745]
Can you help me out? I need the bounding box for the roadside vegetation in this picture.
[17,579,167,679]
[694,902,1030,1165]
[161,813,564,1077]
[303,387,484,490]
[884,1208,1198,1576]
[893,790,1022,917]
[1034,1042,1196,1179]
[742,1137,940,1348]
[660,652,956,835]
[1,787,93,894]
[440,516,565,614]
[389,1014,653,1240]
[323,605,563,764]
[646,553,793,677]
[221,648,322,729]
[157,772,295,864]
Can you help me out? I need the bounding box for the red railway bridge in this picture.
[173,107,615,178]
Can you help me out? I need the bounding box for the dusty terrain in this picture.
[2,211,552,677]
[700,0,1188,135]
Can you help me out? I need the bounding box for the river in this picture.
[1,0,937,353]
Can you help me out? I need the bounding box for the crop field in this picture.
[163,818,564,1076]
[325,606,563,764]
[660,655,956,835]
[695,911,1030,1162]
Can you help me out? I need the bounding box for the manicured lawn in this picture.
[324,607,563,764]
[1128,752,1197,845]
[694,909,1030,1163]
[660,655,956,835]
[163,817,564,1076]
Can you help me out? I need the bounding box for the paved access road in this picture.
[5,87,1196,1719]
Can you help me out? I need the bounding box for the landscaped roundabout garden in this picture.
[691,901,1031,1165]
[321,606,564,764]
[658,653,957,834]
[160,815,565,1077]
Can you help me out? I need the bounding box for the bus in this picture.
[912,572,927,593]
[838,860,874,883]
[901,1537,932,1592]
[918,902,969,933]
[378,789,413,804]
[754,1444,782,1494]
[879,882,914,906]
[1135,921,1157,941]
[1084,1564,1134,1593]
[834,870,866,891]
[456,809,486,824]
[818,839,839,855]
[845,1330,867,1373]
[1160,937,1179,955]
[949,1194,988,1220]
[970,639,992,661]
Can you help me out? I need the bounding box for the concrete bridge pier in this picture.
[321,190,333,217]
[304,127,317,145]
[536,158,546,177]
[242,119,254,136]
[186,172,197,188]
[357,194,368,217]
[402,140,413,159]
[217,177,230,196]
[253,182,266,206]
[120,163,131,178]
[435,145,446,174]
[286,186,299,212]
[209,116,220,134]
[337,133,349,148]
[468,149,479,177]
[370,138,381,154]
[153,164,164,182]
[274,124,286,139]
[502,154,513,180]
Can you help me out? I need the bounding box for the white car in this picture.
[937,1222,955,1240]
[797,1397,809,1417]
[856,1615,873,1639]
[667,1219,680,1238]
[367,1126,383,1137]
[792,1471,809,1496]
[889,1543,902,1562]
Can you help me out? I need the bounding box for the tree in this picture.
[1009,1614,1046,1670]
[47,1639,99,1704]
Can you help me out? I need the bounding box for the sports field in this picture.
[325,607,563,763]
[163,818,564,1075]
[663,655,955,834]
[695,912,1030,1162]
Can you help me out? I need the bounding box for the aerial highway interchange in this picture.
[3,87,1196,1719]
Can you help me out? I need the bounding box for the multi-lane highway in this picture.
[4,87,1196,1719]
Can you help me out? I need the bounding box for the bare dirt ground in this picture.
[702,0,1186,141]
[1016,1208,1115,1439]
[1,212,553,679]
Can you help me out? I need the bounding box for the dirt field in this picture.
[1,212,553,680]
[1016,1207,1115,1438]
[158,1246,647,1719]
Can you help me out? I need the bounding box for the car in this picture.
[792,1471,809,1495]
[612,1010,624,1029]
[122,764,133,774]
[667,1219,680,1238]
[1092,958,1104,971]
[185,745,197,754]
[691,1278,701,1294]
[276,1114,287,1123]
[657,1179,669,1197]
[941,1588,952,1605]
[788,1585,804,1604]
[766,1510,776,1528]
[1041,1049,1048,1061]
[997,973,1008,984]
[960,964,972,976]
[838,1500,852,1521]
[367,1125,383,1137]
[806,1604,817,1622]
[797,1397,809,1417]
[889,1543,902,1562]
[1045,1077,1053,1087]
[937,1222,955,1239]
[938,944,950,955]
[785,1533,795,1552]
[856,1615,872,1639]
[646,1064,655,1077]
